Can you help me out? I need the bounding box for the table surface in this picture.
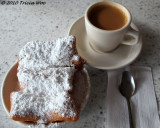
[0,0,160,128]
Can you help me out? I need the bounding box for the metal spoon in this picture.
[119,71,136,128]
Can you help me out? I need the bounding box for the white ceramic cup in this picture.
[85,1,140,53]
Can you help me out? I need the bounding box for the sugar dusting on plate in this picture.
[28,122,60,128]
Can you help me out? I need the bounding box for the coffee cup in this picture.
[85,1,140,53]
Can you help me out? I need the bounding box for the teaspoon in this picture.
[119,71,136,128]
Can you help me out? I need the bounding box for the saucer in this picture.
[1,62,90,126]
[68,16,142,70]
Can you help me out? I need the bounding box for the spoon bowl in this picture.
[119,71,136,99]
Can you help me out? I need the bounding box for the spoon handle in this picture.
[126,98,134,128]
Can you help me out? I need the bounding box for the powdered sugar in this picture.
[11,67,78,122]
[18,36,79,71]
[17,67,75,92]
[10,36,81,123]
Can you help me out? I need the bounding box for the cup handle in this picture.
[121,26,140,45]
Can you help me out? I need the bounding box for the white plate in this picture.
[1,62,90,127]
[68,16,143,70]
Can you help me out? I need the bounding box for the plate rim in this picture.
[1,62,15,116]
[1,62,28,126]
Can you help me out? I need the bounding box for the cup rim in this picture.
[85,1,132,33]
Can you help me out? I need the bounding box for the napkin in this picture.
[106,66,160,128]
